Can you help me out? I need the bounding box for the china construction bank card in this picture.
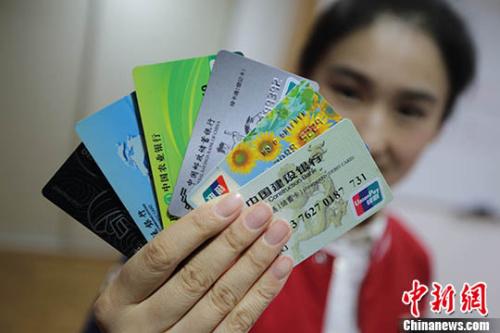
[169,50,318,217]
[133,55,215,227]
[187,80,342,208]
[236,119,392,265]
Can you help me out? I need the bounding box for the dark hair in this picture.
[299,0,476,122]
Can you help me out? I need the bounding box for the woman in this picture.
[91,0,476,332]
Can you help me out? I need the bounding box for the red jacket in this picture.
[250,215,431,333]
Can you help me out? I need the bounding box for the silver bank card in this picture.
[169,50,318,217]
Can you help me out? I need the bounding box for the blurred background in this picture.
[0,0,498,331]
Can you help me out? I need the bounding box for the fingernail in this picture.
[264,220,291,245]
[244,202,272,230]
[213,193,243,218]
[271,256,294,280]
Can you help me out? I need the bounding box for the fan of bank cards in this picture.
[42,51,392,264]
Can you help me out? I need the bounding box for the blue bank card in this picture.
[75,93,162,240]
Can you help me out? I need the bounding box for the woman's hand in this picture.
[94,193,293,333]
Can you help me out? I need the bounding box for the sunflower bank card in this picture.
[133,55,215,227]
[187,80,342,208]
[236,119,393,265]
[170,50,318,217]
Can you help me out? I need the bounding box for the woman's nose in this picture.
[356,105,391,159]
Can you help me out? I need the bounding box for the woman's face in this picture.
[311,15,449,186]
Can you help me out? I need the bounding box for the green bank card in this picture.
[133,55,215,227]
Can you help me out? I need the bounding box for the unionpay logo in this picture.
[351,180,383,217]
[203,175,229,202]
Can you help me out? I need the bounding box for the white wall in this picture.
[0,0,94,254]
[222,0,302,66]
[0,0,235,257]
[83,0,235,115]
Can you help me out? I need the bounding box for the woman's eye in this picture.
[398,105,426,118]
[330,84,361,101]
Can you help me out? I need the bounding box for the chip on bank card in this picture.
[169,50,319,217]
[133,55,215,227]
[75,93,161,240]
[235,119,392,265]
[42,144,147,257]
[188,80,342,208]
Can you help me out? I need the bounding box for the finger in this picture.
[171,219,292,333]
[140,202,275,331]
[107,193,244,305]
[214,255,294,333]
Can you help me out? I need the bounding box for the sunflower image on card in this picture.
[187,80,343,208]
